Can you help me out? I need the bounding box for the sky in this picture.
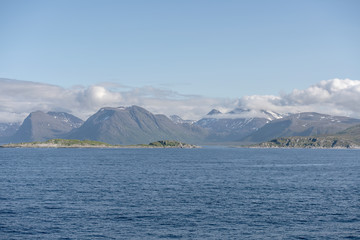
[0,0,360,122]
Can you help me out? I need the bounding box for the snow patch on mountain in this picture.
[203,108,285,121]
[169,115,196,125]
[47,112,84,128]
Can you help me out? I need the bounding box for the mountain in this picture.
[67,106,207,145]
[244,112,360,143]
[6,106,360,146]
[9,111,84,143]
[195,108,284,142]
[255,124,360,148]
[0,122,20,137]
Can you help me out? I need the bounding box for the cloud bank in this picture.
[237,78,360,118]
[0,78,360,123]
[0,78,235,122]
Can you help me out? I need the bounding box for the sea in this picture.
[0,147,359,239]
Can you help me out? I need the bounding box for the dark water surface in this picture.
[0,147,359,239]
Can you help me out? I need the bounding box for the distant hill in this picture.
[334,124,360,143]
[254,124,360,148]
[244,112,360,143]
[9,111,84,143]
[67,106,207,145]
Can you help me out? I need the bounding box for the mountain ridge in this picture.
[3,106,360,146]
[195,108,285,142]
[244,112,360,143]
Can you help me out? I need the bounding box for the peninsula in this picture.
[0,139,199,149]
[252,136,360,149]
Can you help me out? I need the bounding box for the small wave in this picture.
[249,163,333,168]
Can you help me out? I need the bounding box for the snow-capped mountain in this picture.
[195,108,285,142]
[3,106,360,145]
[227,108,285,120]
[244,112,360,143]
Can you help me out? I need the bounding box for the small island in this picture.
[0,139,199,149]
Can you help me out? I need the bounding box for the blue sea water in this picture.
[0,147,359,239]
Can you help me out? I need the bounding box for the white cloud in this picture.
[1,78,360,123]
[237,78,360,118]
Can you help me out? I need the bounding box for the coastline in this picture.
[0,139,200,149]
[244,145,360,150]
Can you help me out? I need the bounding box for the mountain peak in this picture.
[207,109,222,115]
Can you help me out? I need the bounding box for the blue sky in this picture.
[1,0,359,98]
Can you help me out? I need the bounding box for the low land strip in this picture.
[1,139,199,149]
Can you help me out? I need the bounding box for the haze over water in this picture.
[1,148,359,239]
